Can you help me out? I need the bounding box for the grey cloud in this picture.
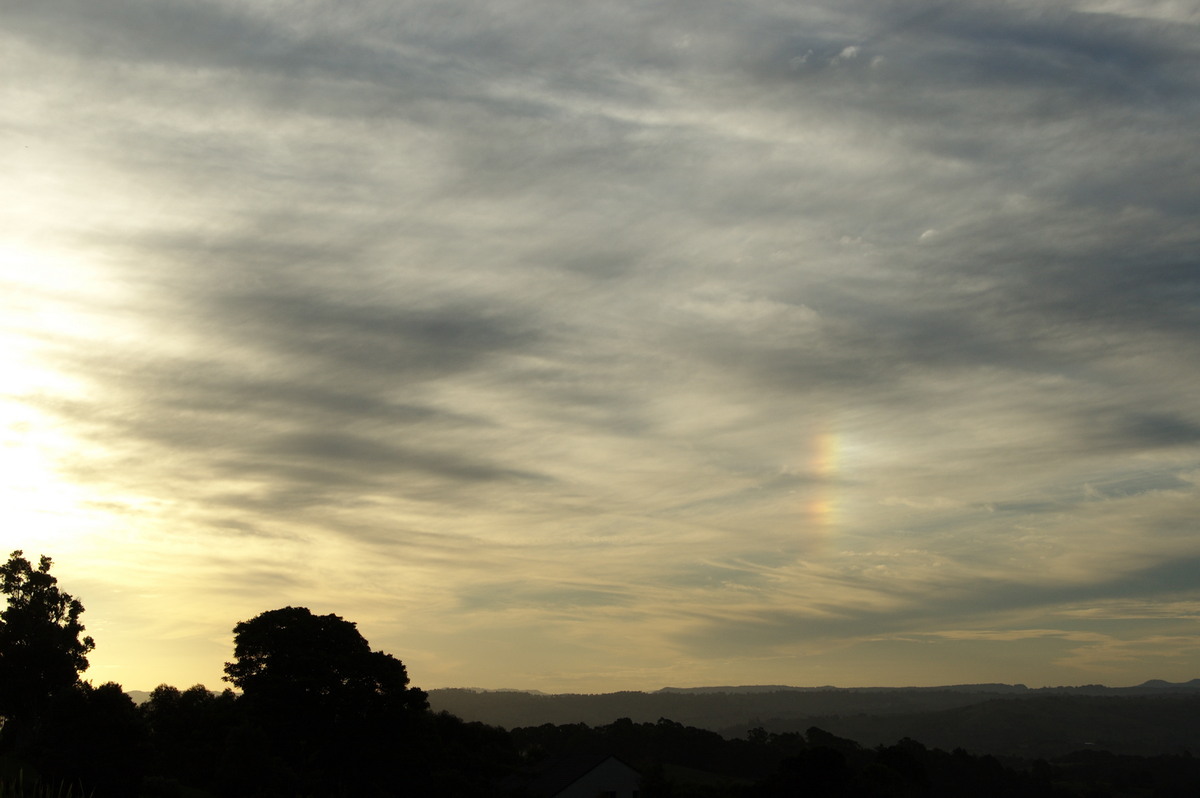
[6,0,1200,688]
[332,523,496,556]
[257,430,542,484]
[674,553,1200,657]
[27,328,550,524]
[1086,412,1200,452]
[6,0,714,131]
[80,229,551,383]
[49,0,1190,474]
[457,581,632,613]
[820,2,1200,102]
[1108,556,1200,598]
[927,6,1199,97]
[1084,472,1194,500]
[6,0,431,90]
[659,563,773,591]
[51,352,476,426]
[209,292,543,376]
[42,400,545,517]
[206,518,296,539]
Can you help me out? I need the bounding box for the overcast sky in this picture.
[3,0,1200,693]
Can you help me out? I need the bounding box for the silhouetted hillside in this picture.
[429,683,1200,760]
[735,695,1200,759]
[427,686,1022,730]
[656,683,1031,695]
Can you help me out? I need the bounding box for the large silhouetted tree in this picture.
[223,606,429,794]
[0,550,95,725]
[223,606,427,715]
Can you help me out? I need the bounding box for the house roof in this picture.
[511,751,641,797]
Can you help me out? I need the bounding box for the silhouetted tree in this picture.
[224,606,426,716]
[142,683,240,791]
[29,681,147,797]
[214,721,302,798]
[410,711,520,796]
[0,550,95,728]
[222,606,429,794]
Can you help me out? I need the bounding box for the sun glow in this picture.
[0,244,109,553]
[0,407,98,553]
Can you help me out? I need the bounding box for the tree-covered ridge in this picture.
[429,686,1200,759]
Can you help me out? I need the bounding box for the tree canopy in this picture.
[221,607,430,794]
[223,606,427,715]
[0,550,95,723]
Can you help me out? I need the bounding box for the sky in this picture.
[3,0,1200,694]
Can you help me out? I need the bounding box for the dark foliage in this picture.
[0,552,143,797]
[3,681,149,797]
[224,606,428,718]
[141,683,241,792]
[0,551,95,726]
[219,606,512,796]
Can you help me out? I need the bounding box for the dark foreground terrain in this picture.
[4,681,1200,796]
[5,553,1198,796]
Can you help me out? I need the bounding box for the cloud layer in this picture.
[3,0,1199,691]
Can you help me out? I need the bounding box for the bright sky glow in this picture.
[2,0,1199,694]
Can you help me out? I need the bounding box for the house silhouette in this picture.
[508,751,642,798]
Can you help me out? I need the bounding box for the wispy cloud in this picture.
[2,0,1198,691]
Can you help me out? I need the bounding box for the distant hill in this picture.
[655,680,1200,696]
[746,694,1200,759]
[656,683,1030,695]
[427,684,1030,730]
[1136,678,1200,690]
[427,680,1200,759]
